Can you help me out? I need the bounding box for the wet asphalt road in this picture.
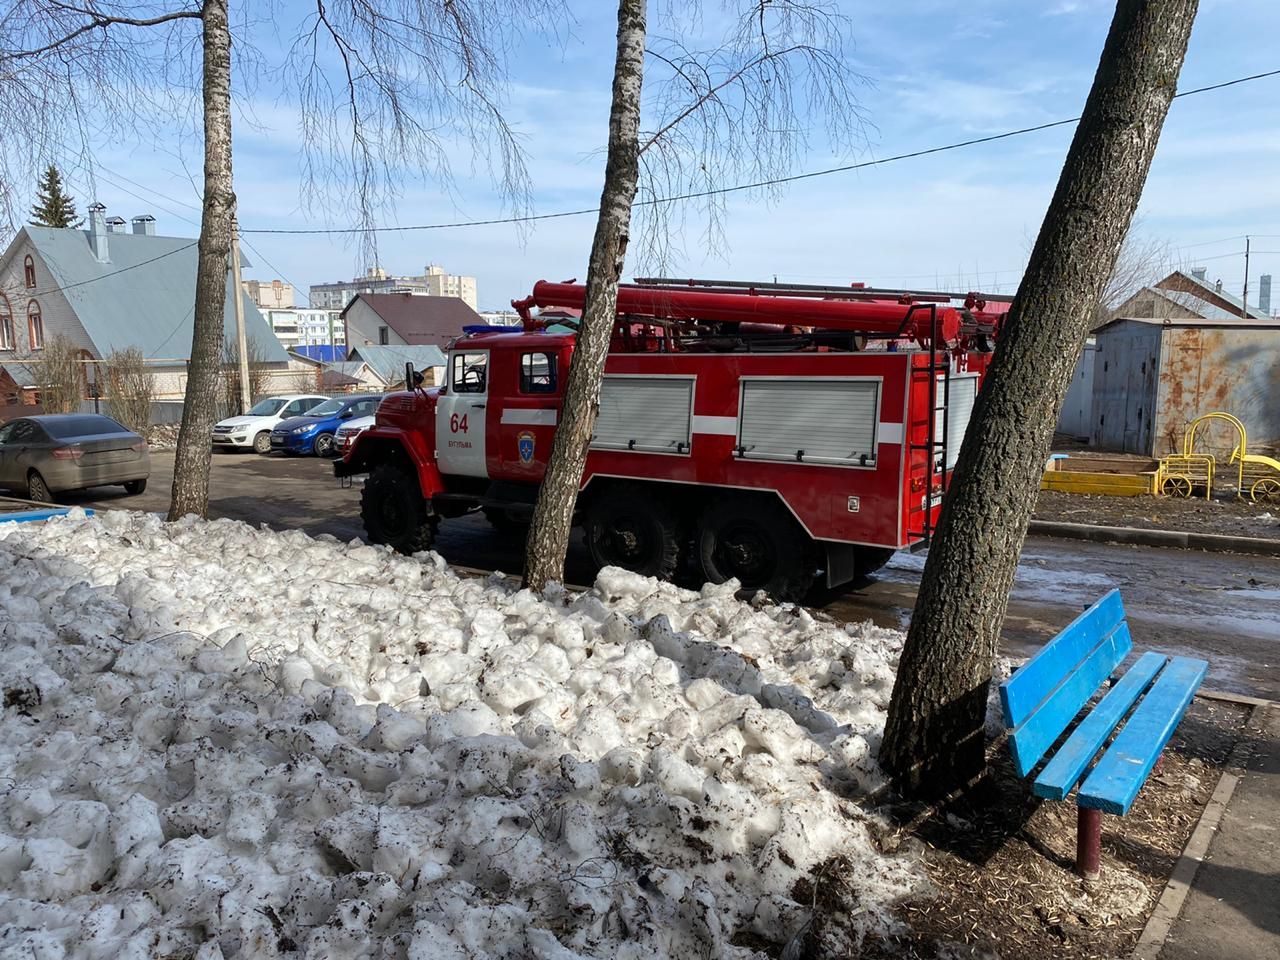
[70,450,1280,701]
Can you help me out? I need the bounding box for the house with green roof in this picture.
[0,204,286,403]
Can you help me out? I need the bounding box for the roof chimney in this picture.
[131,214,156,236]
[105,216,126,233]
[1260,274,1272,316]
[87,202,109,262]
[1190,267,1206,282]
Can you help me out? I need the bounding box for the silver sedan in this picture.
[0,414,151,502]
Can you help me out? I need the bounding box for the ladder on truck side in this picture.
[905,303,951,545]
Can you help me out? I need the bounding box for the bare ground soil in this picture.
[803,698,1251,959]
[1034,489,1280,541]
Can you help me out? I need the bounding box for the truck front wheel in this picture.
[585,486,681,580]
[361,464,436,554]
[697,498,814,601]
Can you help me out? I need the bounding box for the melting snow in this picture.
[0,510,923,958]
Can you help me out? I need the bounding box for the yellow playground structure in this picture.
[1158,412,1280,503]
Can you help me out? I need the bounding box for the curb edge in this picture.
[1028,520,1280,556]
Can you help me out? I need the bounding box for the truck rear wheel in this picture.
[585,486,681,580]
[361,464,436,554]
[697,498,814,601]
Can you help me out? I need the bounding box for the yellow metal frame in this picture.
[1040,470,1159,497]
[1158,412,1280,503]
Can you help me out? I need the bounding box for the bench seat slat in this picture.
[1078,656,1208,815]
[1009,622,1133,777]
[1031,650,1167,800]
[0,508,87,523]
[1000,590,1124,728]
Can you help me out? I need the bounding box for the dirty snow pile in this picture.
[0,510,923,959]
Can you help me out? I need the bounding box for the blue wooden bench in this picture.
[0,508,93,524]
[999,589,1207,878]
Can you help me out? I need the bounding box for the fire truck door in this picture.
[436,350,489,477]
[496,349,560,480]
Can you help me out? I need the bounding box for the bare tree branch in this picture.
[0,6,200,62]
[633,0,869,268]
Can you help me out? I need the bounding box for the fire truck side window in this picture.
[519,352,557,394]
[451,352,487,393]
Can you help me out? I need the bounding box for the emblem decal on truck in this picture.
[517,431,536,464]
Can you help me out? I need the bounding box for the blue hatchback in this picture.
[269,395,382,456]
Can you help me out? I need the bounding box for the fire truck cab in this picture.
[338,279,1003,600]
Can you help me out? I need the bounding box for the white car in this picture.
[336,415,376,457]
[212,394,329,454]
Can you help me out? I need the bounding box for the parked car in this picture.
[0,414,150,502]
[212,394,329,453]
[269,395,382,457]
[336,415,376,457]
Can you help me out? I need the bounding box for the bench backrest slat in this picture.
[1032,650,1167,800]
[1008,621,1132,777]
[1000,589,1125,728]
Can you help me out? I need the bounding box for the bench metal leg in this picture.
[1077,807,1102,879]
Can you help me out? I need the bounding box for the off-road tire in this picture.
[361,464,436,554]
[697,496,815,601]
[585,486,682,580]
[27,471,53,504]
[123,479,147,496]
[252,431,272,455]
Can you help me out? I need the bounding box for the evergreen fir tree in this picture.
[30,165,83,229]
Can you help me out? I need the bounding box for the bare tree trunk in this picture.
[879,0,1198,796]
[169,0,233,521]
[523,0,646,591]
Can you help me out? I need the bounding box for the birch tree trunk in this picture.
[879,0,1198,796]
[168,0,234,521]
[523,0,646,591]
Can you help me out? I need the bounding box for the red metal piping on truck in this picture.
[521,280,963,344]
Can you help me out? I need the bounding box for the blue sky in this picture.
[57,0,1280,311]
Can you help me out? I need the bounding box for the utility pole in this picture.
[230,214,251,413]
[1241,236,1251,318]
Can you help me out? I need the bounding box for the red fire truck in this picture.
[337,278,1007,599]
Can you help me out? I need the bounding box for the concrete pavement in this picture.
[1156,703,1279,960]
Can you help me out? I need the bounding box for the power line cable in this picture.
[238,67,1280,236]
[237,235,314,307]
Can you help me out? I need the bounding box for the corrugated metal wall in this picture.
[1091,321,1280,456]
[1057,342,1096,439]
[1153,326,1280,457]
[1090,322,1161,454]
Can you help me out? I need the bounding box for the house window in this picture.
[0,295,12,351]
[23,256,36,288]
[378,326,389,345]
[27,300,44,350]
